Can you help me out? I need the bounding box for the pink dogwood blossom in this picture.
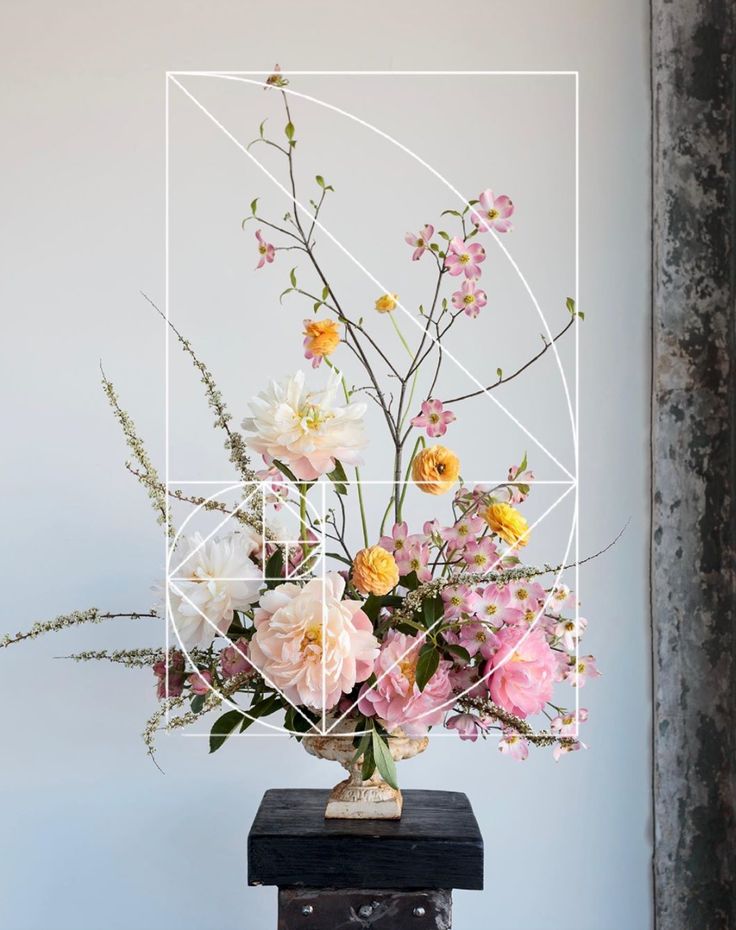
[475,583,524,627]
[462,538,500,573]
[507,579,546,611]
[554,615,588,651]
[498,728,530,760]
[545,583,576,617]
[551,707,589,737]
[379,522,420,561]
[470,189,514,233]
[405,224,434,261]
[441,514,485,550]
[553,739,586,761]
[444,236,486,279]
[562,654,601,688]
[444,620,499,659]
[400,540,432,582]
[506,461,535,503]
[451,280,488,318]
[410,399,456,438]
[358,630,453,737]
[441,584,480,620]
[255,229,275,269]
[485,626,558,718]
[446,713,489,743]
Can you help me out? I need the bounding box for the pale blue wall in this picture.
[0,2,651,927]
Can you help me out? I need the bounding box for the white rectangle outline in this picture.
[164,70,580,739]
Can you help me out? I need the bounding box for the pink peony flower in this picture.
[451,280,488,318]
[188,669,213,695]
[446,713,489,743]
[153,650,186,699]
[485,626,558,718]
[444,237,486,279]
[255,229,275,269]
[220,638,254,680]
[410,399,456,438]
[470,189,514,233]
[358,630,453,737]
[249,574,378,710]
[498,728,529,760]
[405,224,434,261]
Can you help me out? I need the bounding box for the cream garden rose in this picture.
[249,573,378,710]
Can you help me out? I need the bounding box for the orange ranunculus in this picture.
[303,319,340,367]
[351,546,400,596]
[483,501,530,548]
[375,293,399,313]
[411,445,461,495]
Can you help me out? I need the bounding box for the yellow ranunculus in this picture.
[411,445,461,495]
[483,501,530,548]
[351,546,400,596]
[303,318,340,360]
[375,293,399,313]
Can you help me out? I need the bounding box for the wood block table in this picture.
[248,789,483,929]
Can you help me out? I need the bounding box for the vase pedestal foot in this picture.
[324,777,403,820]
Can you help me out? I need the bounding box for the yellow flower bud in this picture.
[351,546,400,596]
[483,501,530,548]
[411,445,461,495]
[375,293,399,313]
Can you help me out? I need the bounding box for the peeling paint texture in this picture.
[652,1,736,928]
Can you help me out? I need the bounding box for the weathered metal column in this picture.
[651,1,736,927]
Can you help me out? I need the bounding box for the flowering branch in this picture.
[1,609,158,649]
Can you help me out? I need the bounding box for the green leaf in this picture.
[209,709,246,753]
[271,459,298,482]
[250,198,258,216]
[326,551,353,566]
[316,175,325,188]
[443,643,471,664]
[497,368,503,379]
[278,287,294,304]
[351,729,371,764]
[285,121,295,140]
[421,595,443,628]
[372,729,399,790]
[321,285,330,300]
[437,230,450,241]
[190,693,206,714]
[289,267,298,288]
[401,570,419,591]
[518,451,528,475]
[264,549,284,586]
[429,242,439,252]
[578,311,585,321]
[566,297,576,315]
[240,693,284,732]
[415,643,440,692]
[327,460,348,495]
[361,739,376,781]
[361,594,385,622]
[259,119,267,139]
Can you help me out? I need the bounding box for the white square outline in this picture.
[163,70,580,741]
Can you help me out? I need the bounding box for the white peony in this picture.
[242,369,367,480]
[167,532,263,648]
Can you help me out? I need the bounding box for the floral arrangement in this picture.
[2,69,597,790]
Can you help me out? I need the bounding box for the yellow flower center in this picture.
[259,244,267,254]
[459,253,470,265]
[400,659,417,687]
[485,604,497,616]
[429,412,441,424]
[300,625,322,654]
[473,553,487,566]
[487,209,499,220]
[463,294,475,305]
[515,588,528,601]
[416,237,425,247]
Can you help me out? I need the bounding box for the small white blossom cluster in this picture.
[1,608,157,649]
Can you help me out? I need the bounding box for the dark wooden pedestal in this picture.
[248,789,483,929]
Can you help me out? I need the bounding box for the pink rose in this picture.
[484,626,557,718]
[220,638,254,680]
[188,669,213,695]
[358,630,453,737]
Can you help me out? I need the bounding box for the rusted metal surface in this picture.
[651,1,736,927]
[278,889,451,930]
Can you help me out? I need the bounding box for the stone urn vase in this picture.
[302,716,429,820]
